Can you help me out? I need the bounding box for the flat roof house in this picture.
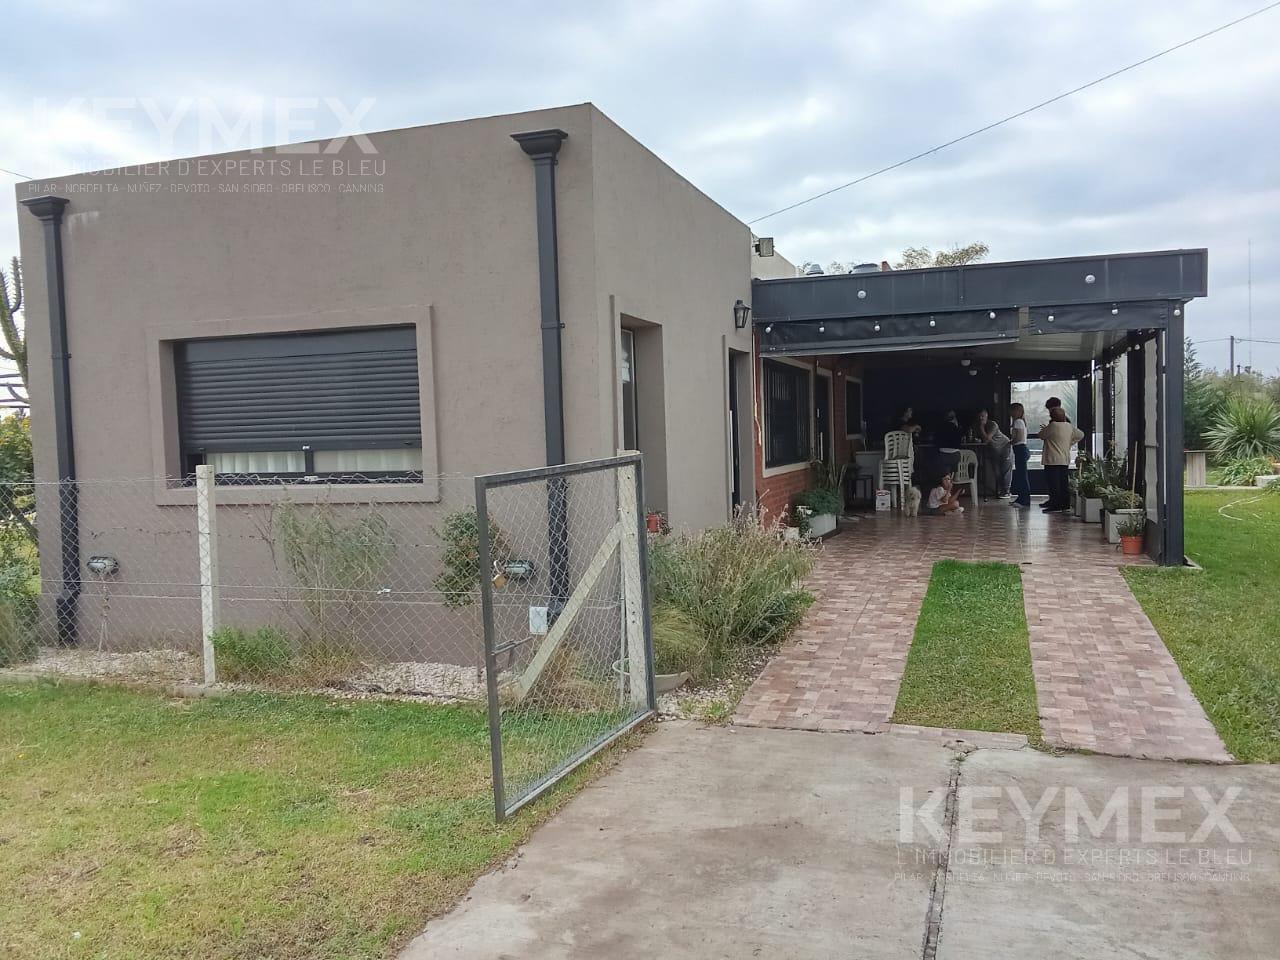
[14,102,1200,662]
[18,103,770,523]
[15,103,779,654]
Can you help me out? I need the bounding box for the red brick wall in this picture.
[752,344,859,524]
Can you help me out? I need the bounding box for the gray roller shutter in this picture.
[176,326,421,453]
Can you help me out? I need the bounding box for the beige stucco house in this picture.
[18,103,784,521]
[15,103,794,652]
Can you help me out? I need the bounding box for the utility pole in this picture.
[1247,239,1253,370]
[1229,334,1235,375]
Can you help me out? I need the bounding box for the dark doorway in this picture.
[814,372,832,464]
[728,353,741,507]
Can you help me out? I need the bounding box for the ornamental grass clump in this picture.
[1207,395,1280,461]
[648,509,815,678]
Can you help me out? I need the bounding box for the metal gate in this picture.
[474,454,655,820]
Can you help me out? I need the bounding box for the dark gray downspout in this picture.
[20,195,80,644]
[512,129,569,464]
[511,129,571,612]
[1164,305,1186,565]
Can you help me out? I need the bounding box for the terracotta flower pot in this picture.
[1120,534,1144,556]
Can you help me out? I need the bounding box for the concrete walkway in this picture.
[735,503,1230,761]
[401,723,1280,959]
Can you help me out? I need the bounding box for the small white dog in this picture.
[904,485,923,517]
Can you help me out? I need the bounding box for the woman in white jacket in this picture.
[1039,407,1085,512]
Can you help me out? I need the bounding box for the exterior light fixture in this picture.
[929,319,937,328]
[733,299,751,329]
[988,311,996,320]
[1111,307,1119,316]
[818,324,826,333]
[1085,274,1096,284]
[873,323,881,332]
[960,358,971,367]
[753,237,774,257]
[969,369,978,377]
[857,289,867,300]
[1174,307,1182,317]
[764,323,773,334]
[1047,314,1056,323]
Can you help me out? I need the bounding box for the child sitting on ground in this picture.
[925,471,965,516]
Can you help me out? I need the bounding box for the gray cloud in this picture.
[3,0,1278,371]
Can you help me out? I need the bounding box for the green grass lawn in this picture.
[892,560,1041,742]
[1124,489,1280,762]
[0,681,629,960]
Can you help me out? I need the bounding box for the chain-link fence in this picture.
[476,454,654,819]
[0,473,492,695]
[0,456,654,818]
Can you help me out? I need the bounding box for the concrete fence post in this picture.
[196,464,220,685]
[617,463,647,707]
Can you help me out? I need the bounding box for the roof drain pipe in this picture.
[20,196,80,646]
[512,129,571,618]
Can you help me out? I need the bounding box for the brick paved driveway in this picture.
[735,501,1231,762]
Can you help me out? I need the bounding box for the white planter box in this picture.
[1074,495,1085,519]
[782,526,801,542]
[1255,475,1280,488]
[1105,509,1144,544]
[807,513,838,538]
[1083,498,1103,524]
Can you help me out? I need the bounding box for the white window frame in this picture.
[761,355,815,478]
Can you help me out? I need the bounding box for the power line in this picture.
[748,1,1280,225]
[0,165,31,180]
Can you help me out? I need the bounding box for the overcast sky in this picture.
[3,0,1278,373]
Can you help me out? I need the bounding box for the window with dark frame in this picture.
[844,377,864,438]
[763,359,811,469]
[175,326,423,484]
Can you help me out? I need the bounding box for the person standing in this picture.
[935,409,964,476]
[978,410,1013,498]
[1038,407,1085,512]
[1009,403,1031,508]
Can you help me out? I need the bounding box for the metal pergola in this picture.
[752,249,1208,565]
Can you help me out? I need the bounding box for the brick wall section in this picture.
[752,338,858,524]
[756,466,810,523]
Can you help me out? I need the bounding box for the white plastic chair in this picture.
[881,458,913,511]
[954,449,979,508]
[879,430,915,511]
[884,430,913,461]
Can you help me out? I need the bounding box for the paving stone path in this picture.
[735,501,1231,762]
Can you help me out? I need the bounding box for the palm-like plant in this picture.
[1207,395,1280,460]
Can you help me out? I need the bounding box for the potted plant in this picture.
[1117,510,1147,556]
[793,487,842,538]
[1101,487,1144,544]
[1076,469,1105,524]
[646,510,670,535]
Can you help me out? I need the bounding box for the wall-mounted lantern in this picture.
[733,299,751,329]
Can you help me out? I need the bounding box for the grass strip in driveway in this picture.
[892,560,1041,742]
[0,681,632,960]
[1124,489,1280,762]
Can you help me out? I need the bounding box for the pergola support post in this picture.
[1163,305,1186,565]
